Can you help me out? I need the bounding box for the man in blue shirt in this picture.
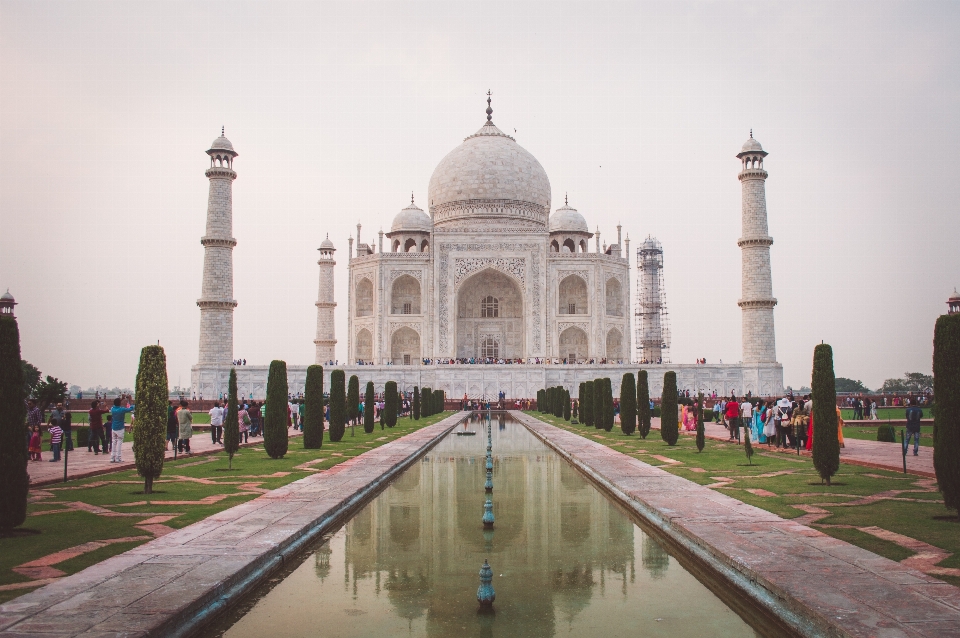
[110,396,135,463]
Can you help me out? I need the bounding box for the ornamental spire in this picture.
[411,191,415,205]
[486,90,493,123]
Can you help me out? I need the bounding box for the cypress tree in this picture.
[638,370,651,439]
[812,344,840,485]
[583,381,594,427]
[696,392,705,453]
[302,365,324,449]
[264,360,289,458]
[563,388,572,421]
[593,379,604,429]
[603,378,614,432]
[934,313,960,512]
[743,414,755,464]
[329,370,346,441]
[133,345,168,494]
[555,386,564,418]
[620,373,637,435]
[413,386,421,420]
[422,387,432,417]
[572,394,579,419]
[364,381,375,433]
[384,381,398,428]
[661,371,679,445]
[438,390,445,413]
[0,315,27,532]
[223,368,240,469]
[539,389,546,413]
[347,375,360,432]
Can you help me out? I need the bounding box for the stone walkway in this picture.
[517,412,960,638]
[28,427,301,487]
[0,413,465,637]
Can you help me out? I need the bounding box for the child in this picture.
[49,422,63,462]
[29,425,42,461]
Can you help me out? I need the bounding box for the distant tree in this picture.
[302,365,324,449]
[0,315,28,532]
[812,344,840,485]
[620,373,637,435]
[264,360,289,458]
[696,392,705,452]
[563,388,571,421]
[582,381,594,427]
[638,371,651,439]
[223,368,240,469]
[882,372,934,394]
[413,386,421,420]
[384,381,398,428]
[329,370,346,442]
[934,314,960,513]
[835,377,872,393]
[364,381,375,433]
[20,360,40,401]
[661,372,678,446]
[34,375,67,411]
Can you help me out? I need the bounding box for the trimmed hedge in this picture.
[364,381,375,433]
[134,345,168,493]
[582,381,594,427]
[877,424,897,442]
[812,344,840,485]
[620,373,637,435]
[347,375,360,428]
[329,370,346,442]
[563,388,571,421]
[384,381,398,428]
[223,368,240,468]
[303,365,324,448]
[637,370,651,439]
[661,371,678,445]
[696,392,705,452]
[264,360,289,458]
[413,386,421,420]
[0,315,26,531]
[934,313,960,511]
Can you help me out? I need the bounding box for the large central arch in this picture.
[456,269,524,359]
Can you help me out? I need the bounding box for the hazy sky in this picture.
[2,1,958,392]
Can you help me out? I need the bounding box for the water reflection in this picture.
[221,413,755,637]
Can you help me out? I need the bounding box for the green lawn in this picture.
[1,412,455,604]
[839,407,932,421]
[526,411,960,589]
[842,424,934,447]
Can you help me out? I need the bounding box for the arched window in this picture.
[356,328,373,363]
[579,240,587,253]
[550,239,560,253]
[559,275,587,315]
[606,278,623,316]
[481,337,499,359]
[421,239,429,252]
[356,278,374,317]
[404,238,418,252]
[563,238,576,253]
[393,240,401,253]
[481,296,499,318]
[391,275,421,315]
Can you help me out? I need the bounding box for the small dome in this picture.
[0,289,13,302]
[209,133,235,154]
[950,287,960,301]
[639,236,662,252]
[549,203,589,234]
[319,234,335,251]
[391,200,432,234]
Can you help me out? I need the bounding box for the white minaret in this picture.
[197,129,238,365]
[314,235,337,364]
[737,131,777,363]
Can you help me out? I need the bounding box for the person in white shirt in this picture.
[289,401,298,429]
[209,402,224,444]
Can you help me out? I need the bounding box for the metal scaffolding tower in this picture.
[635,236,670,363]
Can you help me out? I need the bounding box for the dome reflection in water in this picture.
[218,413,757,637]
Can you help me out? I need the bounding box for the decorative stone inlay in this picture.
[557,322,590,333]
[390,269,423,283]
[603,270,623,285]
[558,270,589,284]
[389,322,421,336]
[433,200,547,227]
[738,299,778,309]
[454,257,526,292]
[737,237,774,248]
[199,236,237,247]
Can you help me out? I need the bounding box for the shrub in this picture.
[877,424,897,442]
[812,344,840,485]
[563,388,571,421]
[934,313,960,512]
[364,381,375,433]
[223,368,240,468]
[421,387,432,417]
[582,381,594,427]
[303,365,324,448]
[637,370,651,439]
[264,360,289,458]
[413,386,421,420]
[620,373,637,435]
[329,370,346,441]
[696,392,705,452]
[661,372,679,445]
[384,381,398,428]
[347,375,360,430]
[133,345,169,493]
[0,316,28,531]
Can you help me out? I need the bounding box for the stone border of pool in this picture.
[514,412,960,638]
[0,412,467,638]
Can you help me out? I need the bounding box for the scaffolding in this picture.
[635,236,670,363]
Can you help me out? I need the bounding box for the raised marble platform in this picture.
[193,362,784,402]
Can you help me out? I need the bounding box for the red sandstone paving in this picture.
[515,411,960,638]
[0,413,466,637]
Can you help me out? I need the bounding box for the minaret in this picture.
[737,131,777,363]
[314,235,338,364]
[197,129,238,365]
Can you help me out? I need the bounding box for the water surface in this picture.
[217,413,757,637]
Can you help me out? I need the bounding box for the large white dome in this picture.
[428,115,551,231]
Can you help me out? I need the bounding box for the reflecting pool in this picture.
[215,413,758,637]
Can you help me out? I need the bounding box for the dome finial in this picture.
[486,90,493,123]
[222,126,225,136]
[749,128,753,138]
[411,191,415,204]
[565,192,568,206]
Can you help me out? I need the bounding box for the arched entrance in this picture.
[391,327,421,365]
[559,326,588,362]
[456,269,524,359]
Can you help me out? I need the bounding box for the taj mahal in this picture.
[192,96,784,400]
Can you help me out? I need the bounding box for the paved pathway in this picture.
[28,427,301,487]
[517,412,960,638]
[0,413,465,637]
[657,418,936,477]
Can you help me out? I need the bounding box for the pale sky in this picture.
[2,1,957,392]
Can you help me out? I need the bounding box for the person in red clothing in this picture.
[724,399,741,443]
[88,400,110,455]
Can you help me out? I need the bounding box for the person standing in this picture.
[724,399,741,442]
[238,403,250,443]
[48,421,63,462]
[166,401,179,451]
[109,397,135,463]
[209,402,224,444]
[298,401,306,431]
[29,425,42,461]
[177,400,193,453]
[88,400,109,455]
[740,397,754,442]
[289,400,298,430]
[905,400,923,456]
